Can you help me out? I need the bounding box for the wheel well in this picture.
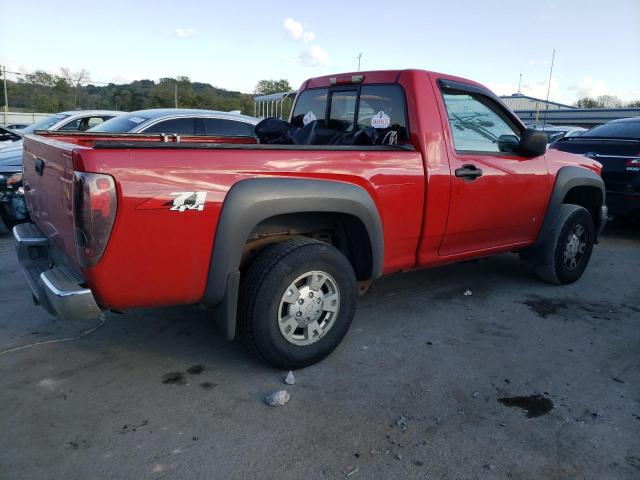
[242,212,374,281]
[563,186,602,228]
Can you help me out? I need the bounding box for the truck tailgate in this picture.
[22,134,82,267]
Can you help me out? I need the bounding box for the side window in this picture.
[290,88,328,127]
[57,118,82,131]
[87,117,106,129]
[143,118,195,134]
[328,90,357,132]
[202,118,253,136]
[442,92,520,153]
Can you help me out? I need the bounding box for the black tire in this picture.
[238,238,357,369]
[526,204,595,285]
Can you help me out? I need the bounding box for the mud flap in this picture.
[211,270,240,341]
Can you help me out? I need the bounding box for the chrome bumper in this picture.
[13,223,103,321]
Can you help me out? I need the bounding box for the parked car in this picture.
[15,69,606,368]
[0,126,22,149]
[528,123,587,144]
[550,117,640,217]
[88,109,258,136]
[5,123,31,130]
[0,110,124,230]
[0,145,27,233]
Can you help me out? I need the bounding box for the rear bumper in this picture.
[13,223,103,321]
[606,191,640,218]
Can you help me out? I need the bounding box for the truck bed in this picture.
[22,132,425,310]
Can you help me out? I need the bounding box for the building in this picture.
[499,93,640,128]
[500,93,575,112]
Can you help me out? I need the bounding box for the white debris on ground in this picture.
[463,289,473,296]
[284,371,295,385]
[265,390,290,407]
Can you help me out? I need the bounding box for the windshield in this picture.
[582,121,640,139]
[89,114,150,133]
[21,114,71,134]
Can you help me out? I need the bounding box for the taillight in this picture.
[626,157,640,170]
[72,172,117,267]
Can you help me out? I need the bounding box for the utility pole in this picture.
[174,80,178,108]
[356,52,362,71]
[2,66,8,126]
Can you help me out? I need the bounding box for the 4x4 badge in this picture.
[169,191,207,212]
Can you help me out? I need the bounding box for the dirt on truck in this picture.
[14,69,607,368]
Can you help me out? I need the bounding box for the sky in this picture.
[1,0,639,104]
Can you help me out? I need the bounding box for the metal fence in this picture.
[1,111,52,127]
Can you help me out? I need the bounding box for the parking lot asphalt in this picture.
[0,223,639,480]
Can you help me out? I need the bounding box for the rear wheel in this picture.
[238,238,357,369]
[523,204,595,285]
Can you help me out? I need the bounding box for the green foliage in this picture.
[5,70,259,115]
[574,95,637,109]
[254,79,292,96]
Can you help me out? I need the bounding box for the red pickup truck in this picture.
[14,69,607,368]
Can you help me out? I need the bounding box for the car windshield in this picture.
[89,114,150,133]
[21,114,71,134]
[582,121,640,139]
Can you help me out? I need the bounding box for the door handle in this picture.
[455,164,483,181]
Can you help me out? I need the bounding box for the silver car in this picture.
[88,109,258,136]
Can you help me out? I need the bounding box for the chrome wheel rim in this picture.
[563,224,586,271]
[277,271,340,346]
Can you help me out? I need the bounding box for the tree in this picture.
[594,95,623,108]
[625,99,640,108]
[574,95,624,109]
[254,79,292,96]
[575,97,600,108]
[60,68,90,108]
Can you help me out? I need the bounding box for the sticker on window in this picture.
[303,111,317,126]
[371,111,391,129]
[128,116,146,124]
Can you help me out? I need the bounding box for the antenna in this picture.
[542,49,555,129]
[356,52,362,71]
[517,73,522,94]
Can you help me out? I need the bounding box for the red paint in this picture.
[22,70,602,311]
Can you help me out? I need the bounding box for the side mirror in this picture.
[517,128,547,157]
[497,134,520,153]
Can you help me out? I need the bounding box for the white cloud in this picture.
[283,18,315,43]
[174,27,194,38]
[567,76,610,99]
[486,78,560,102]
[298,46,329,67]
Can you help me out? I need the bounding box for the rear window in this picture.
[89,114,150,133]
[291,84,409,139]
[582,121,640,139]
[21,114,70,134]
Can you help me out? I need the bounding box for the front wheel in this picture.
[238,238,357,369]
[525,204,595,285]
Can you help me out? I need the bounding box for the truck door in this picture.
[435,80,548,256]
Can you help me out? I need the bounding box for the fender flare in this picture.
[204,177,384,339]
[535,166,606,246]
